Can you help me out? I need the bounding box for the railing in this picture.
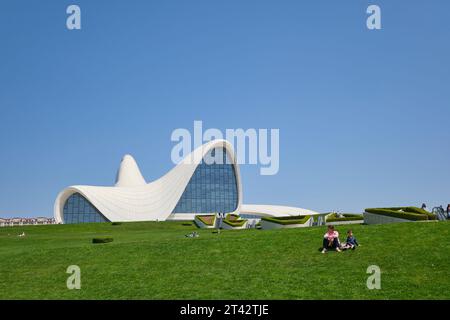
[431,207,448,221]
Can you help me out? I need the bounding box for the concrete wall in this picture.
[325,220,363,226]
[363,212,411,225]
[260,217,313,230]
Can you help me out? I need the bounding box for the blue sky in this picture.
[0,0,449,217]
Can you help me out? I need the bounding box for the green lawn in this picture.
[0,220,449,299]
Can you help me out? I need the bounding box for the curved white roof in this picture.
[54,140,242,223]
[115,154,146,187]
[240,204,320,217]
[54,139,319,223]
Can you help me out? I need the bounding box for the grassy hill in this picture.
[0,220,449,299]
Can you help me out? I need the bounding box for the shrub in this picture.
[92,237,113,244]
[181,222,193,226]
[195,215,215,226]
[226,214,240,221]
[365,207,431,221]
[222,216,246,227]
[261,215,311,225]
[326,213,363,222]
[381,207,429,215]
[111,222,122,226]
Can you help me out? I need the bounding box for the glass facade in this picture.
[172,147,239,214]
[63,193,109,224]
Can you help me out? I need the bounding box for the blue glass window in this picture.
[63,193,109,224]
[172,147,238,213]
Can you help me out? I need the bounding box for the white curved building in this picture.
[54,140,319,223]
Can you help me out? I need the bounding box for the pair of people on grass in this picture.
[321,225,359,253]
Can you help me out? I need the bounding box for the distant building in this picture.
[0,217,56,227]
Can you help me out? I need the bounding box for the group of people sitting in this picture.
[185,231,199,238]
[321,225,359,253]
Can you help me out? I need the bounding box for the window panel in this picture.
[63,193,109,224]
[172,147,238,214]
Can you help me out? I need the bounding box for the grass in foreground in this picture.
[0,220,449,299]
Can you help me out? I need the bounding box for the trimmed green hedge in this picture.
[222,215,246,227]
[195,215,215,226]
[92,237,113,244]
[181,222,194,226]
[326,213,363,223]
[261,215,311,225]
[385,207,437,220]
[365,207,436,221]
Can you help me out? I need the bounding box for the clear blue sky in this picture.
[0,0,449,217]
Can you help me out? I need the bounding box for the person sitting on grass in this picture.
[341,229,359,250]
[185,231,199,238]
[321,225,341,253]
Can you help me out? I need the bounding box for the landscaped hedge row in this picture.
[222,214,246,227]
[195,215,215,226]
[326,213,363,222]
[364,207,435,221]
[92,237,113,244]
[261,215,311,225]
[381,207,437,220]
[226,214,240,221]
